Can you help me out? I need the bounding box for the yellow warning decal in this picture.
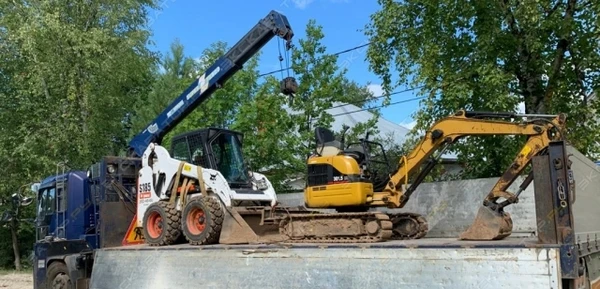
[183,164,192,172]
[122,214,144,246]
[519,145,532,158]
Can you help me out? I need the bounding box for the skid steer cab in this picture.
[135,128,278,246]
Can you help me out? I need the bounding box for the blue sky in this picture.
[148,0,422,128]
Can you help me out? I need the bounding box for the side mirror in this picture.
[30,183,40,193]
[21,197,33,207]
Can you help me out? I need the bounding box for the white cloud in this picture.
[291,0,315,9]
[367,84,383,97]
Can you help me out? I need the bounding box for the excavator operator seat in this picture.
[315,127,343,157]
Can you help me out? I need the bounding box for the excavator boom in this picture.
[380,110,566,241]
[377,110,566,209]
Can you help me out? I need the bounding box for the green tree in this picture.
[364,0,600,178]
[130,39,200,148]
[166,41,261,141]
[0,0,157,269]
[230,76,298,192]
[288,20,380,166]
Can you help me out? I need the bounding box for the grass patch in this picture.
[0,269,16,275]
[0,269,32,275]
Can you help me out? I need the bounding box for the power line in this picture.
[328,96,426,118]
[305,94,427,123]
[331,42,371,56]
[258,42,372,77]
[328,86,425,111]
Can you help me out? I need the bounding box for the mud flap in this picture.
[218,207,287,245]
[459,206,513,240]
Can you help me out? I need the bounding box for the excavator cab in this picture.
[346,135,392,192]
[305,127,390,210]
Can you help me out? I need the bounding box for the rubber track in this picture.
[278,212,393,243]
[387,212,429,240]
[187,196,224,245]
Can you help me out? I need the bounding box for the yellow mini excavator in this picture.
[304,110,567,241]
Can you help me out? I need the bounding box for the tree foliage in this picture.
[0,6,379,268]
[287,20,380,166]
[365,0,600,178]
[0,0,158,269]
[130,39,201,148]
[132,20,379,192]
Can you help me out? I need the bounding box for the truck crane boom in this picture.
[128,10,295,157]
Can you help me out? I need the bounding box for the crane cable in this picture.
[260,42,373,78]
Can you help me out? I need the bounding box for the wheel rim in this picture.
[186,207,206,235]
[52,273,69,289]
[147,211,163,238]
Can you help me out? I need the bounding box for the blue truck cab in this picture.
[35,171,97,247]
[33,157,140,289]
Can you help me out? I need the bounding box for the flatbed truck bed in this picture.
[91,237,562,289]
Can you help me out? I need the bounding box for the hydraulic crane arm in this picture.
[128,10,294,157]
[375,110,566,208]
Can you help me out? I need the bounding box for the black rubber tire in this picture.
[142,201,181,246]
[46,262,72,289]
[182,195,224,245]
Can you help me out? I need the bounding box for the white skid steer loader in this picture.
[135,128,293,246]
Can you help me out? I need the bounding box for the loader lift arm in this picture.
[128,10,295,157]
[377,110,566,210]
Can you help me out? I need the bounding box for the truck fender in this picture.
[64,254,89,287]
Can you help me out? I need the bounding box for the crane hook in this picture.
[280,76,298,96]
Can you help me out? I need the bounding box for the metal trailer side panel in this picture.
[90,246,561,289]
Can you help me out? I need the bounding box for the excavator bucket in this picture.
[459,206,513,240]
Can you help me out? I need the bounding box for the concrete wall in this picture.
[277,145,600,239]
[567,145,600,238]
[278,176,537,238]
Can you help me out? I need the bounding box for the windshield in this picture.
[37,187,55,217]
[36,187,55,240]
[210,133,249,184]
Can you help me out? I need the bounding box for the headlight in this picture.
[256,178,268,190]
[107,165,116,174]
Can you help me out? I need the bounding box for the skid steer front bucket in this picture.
[219,206,289,245]
[459,205,513,240]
